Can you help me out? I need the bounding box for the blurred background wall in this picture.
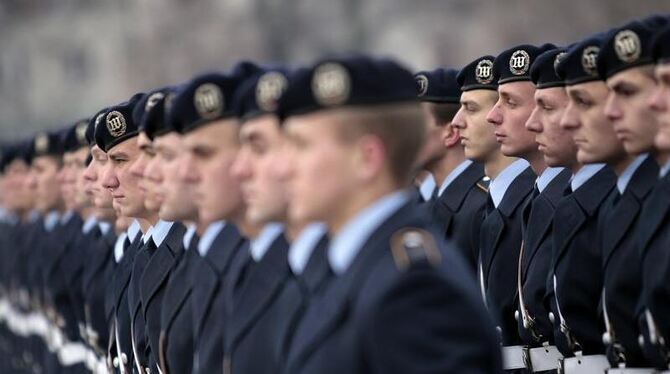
[0,0,667,139]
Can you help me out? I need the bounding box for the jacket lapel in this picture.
[638,176,670,251]
[228,234,290,350]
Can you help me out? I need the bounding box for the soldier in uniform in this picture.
[638,21,670,372]
[548,34,618,373]
[169,64,257,374]
[597,19,666,372]
[279,55,501,374]
[414,68,488,270]
[516,48,578,373]
[227,67,331,373]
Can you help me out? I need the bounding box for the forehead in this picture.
[460,90,497,106]
[607,65,655,87]
[240,115,281,140]
[535,86,567,101]
[107,136,139,156]
[154,133,182,150]
[137,132,153,147]
[284,111,341,136]
[498,81,535,98]
[567,81,608,97]
[183,120,240,147]
[655,63,670,79]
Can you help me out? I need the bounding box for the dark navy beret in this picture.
[136,87,176,139]
[597,19,664,79]
[556,34,606,86]
[86,108,108,146]
[276,55,417,120]
[456,55,498,92]
[233,67,292,121]
[94,93,144,152]
[494,44,556,85]
[530,48,567,89]
[652,24,670,63]
[414,68,461,103]
[32,130,64,158]
[62,119,90,153]
[168,61,263,134]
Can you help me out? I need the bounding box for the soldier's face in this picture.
[526,87,578,168]
[68,148,91,211]
[131,132,160,213]
[101,137,147,219]
[58,152,77,210]
[604,66,658,155]
[452,90,499,162]
[415,103,448,171]
[283,112,358,228]
[4,160,33,212]
[562,82,625,165]
[650,63,670,151]
[487,82,538,159]
[84,145,114,210]
[179,121,244,226]
[153,133,198,222]
[30,156,63,214]
[232,115,288,225]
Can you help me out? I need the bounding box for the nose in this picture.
[177,153,200,184]
[603,93,622,122]
[649,85,668,113]
[230,149,252,182]
[525,107,543,133]
[451,107,466,130]
[100,163,118,190]
[560,102,580,131]
[486,102,503,127]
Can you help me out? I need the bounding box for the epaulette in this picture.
[390,228,441,272]
[477,176,491,193]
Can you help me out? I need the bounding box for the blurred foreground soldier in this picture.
[170,66,256,374]
[550,34,618,373]
[279,55,502,374]
[414,68,487,269]
[227,67,331,373]
[515,48,577,373]
[598,19,666,372]
[639,22,670,371]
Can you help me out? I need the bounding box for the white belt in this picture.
[529,345,563,372]
[559,354,609,374]
[503,345,528,370]
[58,341,90,366]
[607,369,658,373]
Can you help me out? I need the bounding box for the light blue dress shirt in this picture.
[328,191,409,275]
[288,223,328,275]
[44,211,61,232]
[250,223,284,262]
[183,223,197,250]
[99,222,111,235]
[197,221,226,257]
[82,216,99,234]
[660,159,670,178]
[536,167,565,193]
[151,220,174,247]
[617,154,648,194]
[570,163,606,192]
[127,220,141,243]
[418,173,436,201]
[60,210,75,225]
[437,159,473,198]
[488,159,530,208]
[114,233,128,264]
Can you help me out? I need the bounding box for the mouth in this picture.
[494,132,506,143]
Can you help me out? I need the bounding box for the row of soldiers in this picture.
[0,12,669,374]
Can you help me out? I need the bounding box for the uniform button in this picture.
[514,310,520,321]
[548,312,555,323]
[145,368,151,374]
[602,332,611,345]
[113,357,119,368]
[121,353,128,365]
[638,334,645,348]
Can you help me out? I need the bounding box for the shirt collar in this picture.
[571,163,606,192]
[183,223,197,250]
[329,191,409,275]
[437,159,473,197]
[661,159,670,178]
[44,211,61,232]
[288,222,327,275]
[617,153,648,194]
[127,220,141,242]
[418,173,436,201]
[142,225,154,244]
[536,167,565,193]
[82,216,98,234]
[151,220,174,247]
[250,223,284,262]
[489,159,529,208]
[99,222,111,235]
[28,210,40,223]
[114,232,128,263]
[197,221,226,257]
[60,210,75,225]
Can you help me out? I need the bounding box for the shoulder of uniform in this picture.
[390,228,441,272]
[476,176,490,193]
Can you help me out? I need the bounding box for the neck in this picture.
[285,222,307,242]
[428,151,467,187]
[654,150,670,167]
[484,152,517,180]
[525,151,547,176]
[609,153,635,176]
[234,218,263,240]
[568,161,583,174]
[95,207,116,223]
[137,218,153,234]
[329,180,398,235]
